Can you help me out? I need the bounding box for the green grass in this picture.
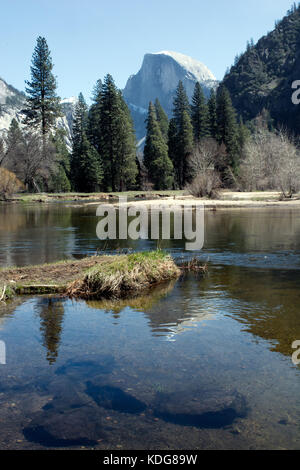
[68,251,180,299]
[0,251,181,301]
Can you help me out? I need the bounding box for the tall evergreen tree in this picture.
[154,98,169,141]
[4,119,23,169]
[99,74,122,191]
[87,79,103,152]
[79,135,103,192]
[24,36,61,136]
[144,102,174,190]
[116,91,138,191]
[173,81,190,128]
[50,129,71,192]
[169,81,193,188]
[99,74,137,191]
[167,118,179,186]
[207,89,218,138]
[191,82,209,142]
[216,86,239,170]
[71,93,103,192]
[6,119,23,151]
[177,110,194,187]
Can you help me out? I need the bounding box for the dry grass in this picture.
[67,251,180,300]
[0,252,207,302]
[178,257,208,274]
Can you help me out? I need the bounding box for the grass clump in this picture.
[67,251,180,299]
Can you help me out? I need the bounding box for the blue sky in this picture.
[0,0,296,101]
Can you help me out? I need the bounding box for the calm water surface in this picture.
[0,203,300,449]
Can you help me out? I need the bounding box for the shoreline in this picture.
[2,191,300,208]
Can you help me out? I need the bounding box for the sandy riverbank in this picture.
[100,191,300,210]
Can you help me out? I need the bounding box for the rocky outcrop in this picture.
[123,51,218,140]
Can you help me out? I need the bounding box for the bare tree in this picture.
[3,125,58,192]
[239,129,300,197]
[187,138,222,198]
[189,138,220,173]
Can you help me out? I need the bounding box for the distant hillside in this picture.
[222,4,300,133]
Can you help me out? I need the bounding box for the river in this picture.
[0,202,299,449]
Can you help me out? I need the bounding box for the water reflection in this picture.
[35,298,65,364]
[1,205,300,449]
[86,277,215,340]
[207,265,300,358]
[2,204,300,269]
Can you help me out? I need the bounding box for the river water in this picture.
[0,202,300,449]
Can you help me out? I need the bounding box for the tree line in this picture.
[143,80,250,192]
[0,35,299,199]
[0,36,138,196]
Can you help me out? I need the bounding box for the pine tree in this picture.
[191,82,209,142]
[173,81,190,127]
[207,89,218,138]
[237,117,251,155]
[144,102,174,190]
[79,135,103,192]
[99,75,122,191]
[6,119,23,151]
[71,93,103,192]
[154,98,169,141]
[5,119,23,169]
[177,110,194,187]
[24,36,61,136]
[116,91,138,191]
[216,86,239,170]
[73,93,88,144]
[167,118,179,186]
[99,74,137,191]
[50,129,71,192]
[170,81,193,188]
[87,79,102,152]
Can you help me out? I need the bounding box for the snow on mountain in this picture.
[153,51,216,82]
[123,51,218,141]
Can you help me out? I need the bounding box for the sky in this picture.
[0,0,296,101]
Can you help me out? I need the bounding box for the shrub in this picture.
[0,168,24,199]
[187,170,221,198]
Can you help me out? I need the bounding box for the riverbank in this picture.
[3,190,183,204]
[0,251,180,300]
[110,191,300,209]
[3,190,300,208]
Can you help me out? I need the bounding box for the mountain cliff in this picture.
[123,51,218,140]
[222,4,300,133]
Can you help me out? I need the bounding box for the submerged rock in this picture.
[85,382,147,414]
[152,389,248,429]
[55,355,115,378]
[23,406,104,447]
